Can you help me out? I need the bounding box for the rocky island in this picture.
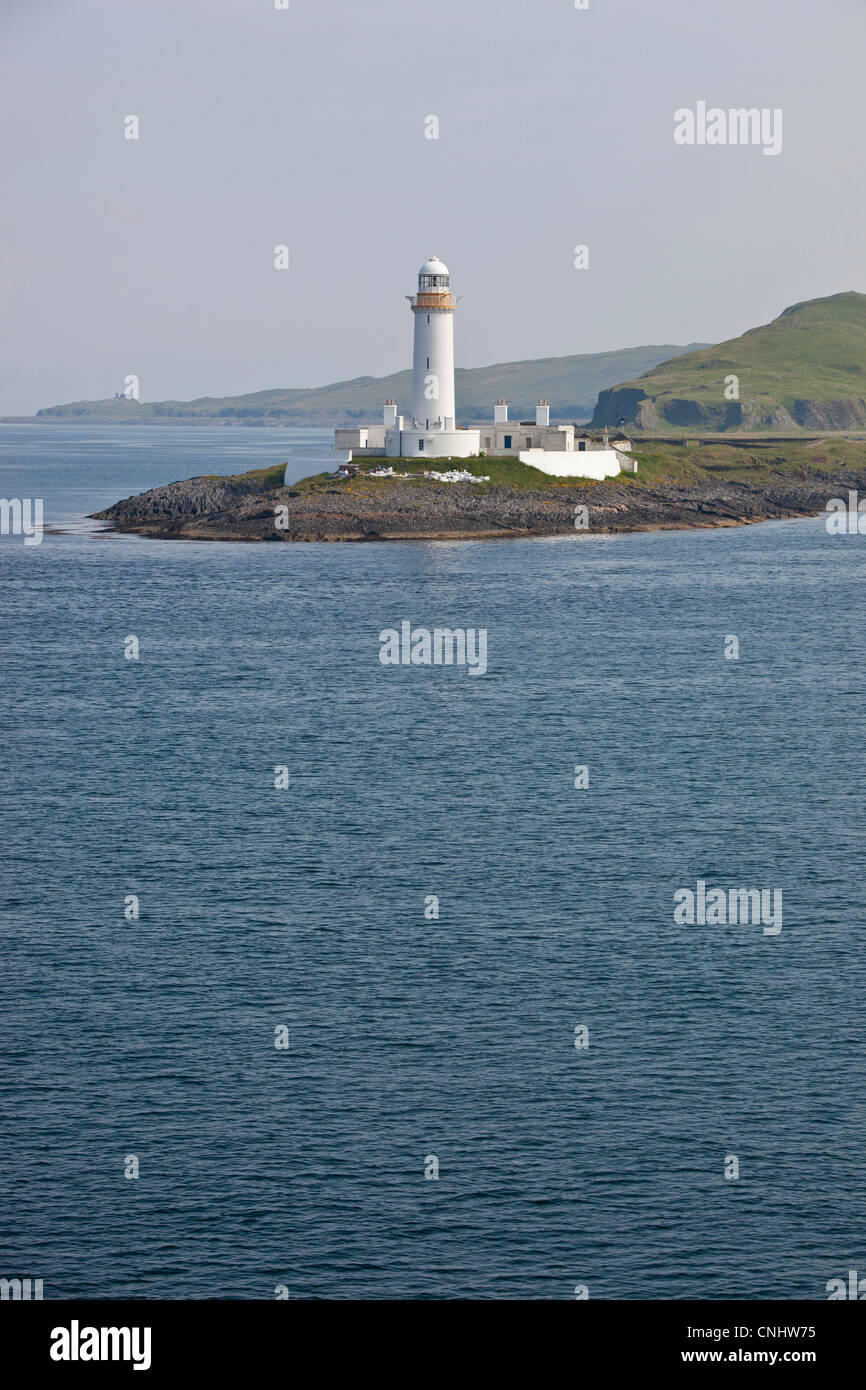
[92,440,866,542]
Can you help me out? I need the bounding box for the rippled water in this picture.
[2,425,865,1299]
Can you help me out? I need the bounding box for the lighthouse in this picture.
[409,256,456,430]
[377,256,480,460]
[330,250,629,481]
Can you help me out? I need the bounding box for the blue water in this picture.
[2,424,865,1300]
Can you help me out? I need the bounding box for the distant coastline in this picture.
[0,341,707,430]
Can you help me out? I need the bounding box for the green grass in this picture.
[211,439,866,502]
[626,438,866,484]
[200,463,289,487]
[289,455,574,493]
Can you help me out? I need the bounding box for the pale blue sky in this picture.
[1,0,863,414]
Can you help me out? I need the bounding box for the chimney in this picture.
[536,399,550,428]
[494,399,509,424]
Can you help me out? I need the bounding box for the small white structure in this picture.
[520,449,623,479]
[334,424,387,452]
[479,399,577,457]
[334,256,635,479]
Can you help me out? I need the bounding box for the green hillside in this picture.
[591,292,866,432]
[26,342,706,427]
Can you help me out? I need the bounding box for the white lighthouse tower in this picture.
[382,256,480,460]
[410,255,456,430]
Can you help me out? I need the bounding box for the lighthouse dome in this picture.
[419,256,449,278]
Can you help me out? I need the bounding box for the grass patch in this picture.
[623,438,866,486]
[290,455,556,492]
[212,439,866,499]
[202,463,289,488]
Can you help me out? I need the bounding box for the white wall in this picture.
[386,427,481,459]
[519,448,622,479]
[335,428,365,449]
[335,425,386,449]
[614,448,638,473]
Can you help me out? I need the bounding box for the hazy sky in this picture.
[1,0,864,414]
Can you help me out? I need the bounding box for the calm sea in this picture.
[1,424,865,1300]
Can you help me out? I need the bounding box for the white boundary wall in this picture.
[519,448,623,479]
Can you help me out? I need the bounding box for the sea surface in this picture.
[1,423,865,1300]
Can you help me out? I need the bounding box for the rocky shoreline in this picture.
[91,468,864,542]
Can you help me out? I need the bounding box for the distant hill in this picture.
[23,343,707,426]
[592,292,866,432]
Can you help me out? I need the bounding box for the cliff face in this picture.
[594,386,866,432]
[595,387,866,432]
[591,292,866,432]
